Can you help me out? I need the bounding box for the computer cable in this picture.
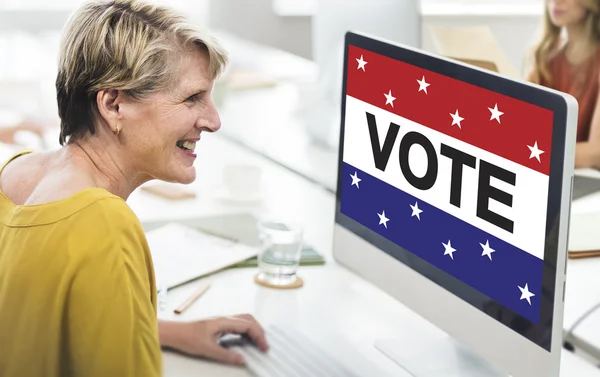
[563,301,600,351]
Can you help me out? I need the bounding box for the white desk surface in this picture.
[565,169,600,363]
[116,132,600,376]
[572,308,600,361]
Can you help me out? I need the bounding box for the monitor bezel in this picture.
[333,30,575,376]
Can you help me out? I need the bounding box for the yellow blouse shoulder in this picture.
[67,194,148,253]
[63,195,161,377]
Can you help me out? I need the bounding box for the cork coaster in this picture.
[254,274,304,289]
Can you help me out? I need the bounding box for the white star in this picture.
[384,90,396,108]
[518,283,535,305]
[410,201,423,220]
[417,76,430,94]
[488,103,504,124]
[450,110,464,129]
[442,240,456,260]
[480,240,495,261]
[350,171,361,188]
[356,55,368,71]
[527,141,545,163]
[378,210,390,228]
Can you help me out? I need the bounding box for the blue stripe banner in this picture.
[340,162,542,324]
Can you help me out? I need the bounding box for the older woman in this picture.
[0,1,268,376]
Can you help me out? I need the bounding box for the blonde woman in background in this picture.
[0,1,268,376]
[528,0,600,168]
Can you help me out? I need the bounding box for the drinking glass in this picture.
[255,220,303,286]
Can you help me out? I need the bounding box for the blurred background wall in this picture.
[0,0,545,151]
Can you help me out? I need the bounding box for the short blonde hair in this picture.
[56,0,228,145]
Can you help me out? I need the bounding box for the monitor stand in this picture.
[374,336,510,377]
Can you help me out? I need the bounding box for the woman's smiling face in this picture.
[114,48,221,184]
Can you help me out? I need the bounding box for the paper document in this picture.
[568,212,600,253]
[146,222,258,289]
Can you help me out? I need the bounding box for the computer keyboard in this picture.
[219,325,371,377]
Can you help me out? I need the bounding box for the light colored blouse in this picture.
[0,150,162,377]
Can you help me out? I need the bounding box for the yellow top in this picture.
[0,150,162,377]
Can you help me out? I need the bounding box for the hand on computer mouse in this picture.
[159,314,269,366]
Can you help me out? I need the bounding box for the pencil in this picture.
[174,281,211,314]
[568,250,600,259]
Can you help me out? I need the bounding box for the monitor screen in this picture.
[335,33,569,352]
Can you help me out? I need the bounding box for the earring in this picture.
[113,125,121,136]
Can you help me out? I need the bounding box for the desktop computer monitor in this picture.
[333,31,577,377]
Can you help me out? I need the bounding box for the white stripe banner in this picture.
[342,95,548,260]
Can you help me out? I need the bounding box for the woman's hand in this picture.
[158,314,269,366]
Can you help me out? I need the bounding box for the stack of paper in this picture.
[568,212,600,259]
[146,223,258,289]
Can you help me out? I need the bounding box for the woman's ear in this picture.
[96,89,123,134]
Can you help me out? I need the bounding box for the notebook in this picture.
[189,212,327,267]
[568,212,600,259]
[145,222,258,289]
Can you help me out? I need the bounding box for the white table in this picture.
[563,250,600,358]
[570,307,600,362]
[112,132,600,376]
[563,169,600,363]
